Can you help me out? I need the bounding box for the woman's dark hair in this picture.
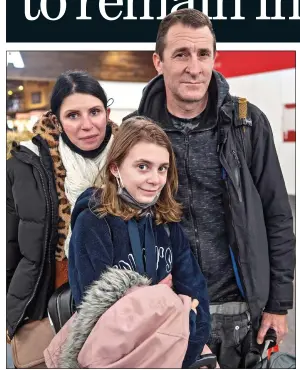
[50,70,108,119]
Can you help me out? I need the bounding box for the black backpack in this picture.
[47,282,75,334]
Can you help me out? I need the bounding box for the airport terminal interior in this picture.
[6,51,295,367]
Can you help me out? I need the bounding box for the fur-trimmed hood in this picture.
[44,268,191,368]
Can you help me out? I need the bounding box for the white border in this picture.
[2,0,7,367]
[5,42,300,51]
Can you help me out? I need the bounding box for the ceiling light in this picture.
[18,85,24,91]
[8,90,13,96]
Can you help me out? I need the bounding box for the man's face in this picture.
[153,24,215,105]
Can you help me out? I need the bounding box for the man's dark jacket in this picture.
[6,137,58,339]
[124,71,295,329]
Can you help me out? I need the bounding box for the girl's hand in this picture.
[191,298,199,314]
[158,273,173,288]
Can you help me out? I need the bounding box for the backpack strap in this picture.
[127,219,146,276]
[232,96,253,169]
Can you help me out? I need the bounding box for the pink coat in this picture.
[44,268,191,368]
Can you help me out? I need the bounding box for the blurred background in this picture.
[6,51,295,366]
[7,51,295,197]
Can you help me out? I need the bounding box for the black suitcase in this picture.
[47,282,75,333]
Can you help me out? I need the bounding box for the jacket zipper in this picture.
[163,127,204,264]
[238,127,247,160]
[225,178,249,305]
[39,159,55,273]
[220,146,250,314]
[229,150,243,203]
[11,156,52,338]
[232,150,241,168]
[184,133,200,263]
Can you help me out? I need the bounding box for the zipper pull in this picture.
[217,130,228,153]
[184,135,188,160]
[221,167,227,180]
[232,150,241,168]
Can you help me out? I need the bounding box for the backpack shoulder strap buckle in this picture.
[233,96,252,128]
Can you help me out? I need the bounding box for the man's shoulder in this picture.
[245,101,272,135]
[246,101,265,121]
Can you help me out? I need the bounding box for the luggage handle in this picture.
[264,328,277,350]
[263,328,279,361]
[189,354,217,369]
[264,328,277,344]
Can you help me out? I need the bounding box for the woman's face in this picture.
[111,141,170,204]
[59,93,110,151]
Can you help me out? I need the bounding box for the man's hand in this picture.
[257,312,288,345]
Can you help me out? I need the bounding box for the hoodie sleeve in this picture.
[68,209,114,307]
[170,223,210,368]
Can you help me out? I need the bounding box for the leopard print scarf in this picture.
[33,111,119,262]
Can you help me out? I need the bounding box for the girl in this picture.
[68,116,210,367]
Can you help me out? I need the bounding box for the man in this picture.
[124,9,295,368]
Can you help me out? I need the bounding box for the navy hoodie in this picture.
[69,188,210,367]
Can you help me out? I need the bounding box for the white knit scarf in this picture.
[59,135,113,257]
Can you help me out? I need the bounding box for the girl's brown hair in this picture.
[98,116,182,224]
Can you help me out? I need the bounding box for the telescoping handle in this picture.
[262,328,279,361]
[189,354,217,369]
[263,328,277,351]
[264,328,277,345]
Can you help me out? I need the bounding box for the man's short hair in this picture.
[155,8,216,60]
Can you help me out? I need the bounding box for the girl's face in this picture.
[111,141,170,204]
[59,93,110,151]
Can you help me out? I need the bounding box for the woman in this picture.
[6,71,118,356]
[68,116,211,368]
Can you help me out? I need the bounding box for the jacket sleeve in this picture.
[6,164,22,292]
[250,107,295,313]
[170,222,210,368]
[68,210,114,307]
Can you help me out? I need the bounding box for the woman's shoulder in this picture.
[19,140,40,156]
[7,142,41,182]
